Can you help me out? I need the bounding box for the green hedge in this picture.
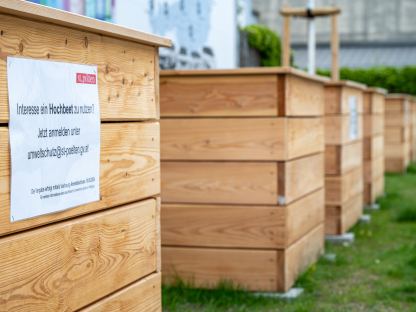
[242,24,282,67]
[318,67,416,96]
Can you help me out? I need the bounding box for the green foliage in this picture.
[242,24,282,67]
[318,67,416,95]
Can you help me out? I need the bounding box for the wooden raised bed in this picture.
[385,94,412,173]
[410,97,416,162]
[160,68,326,292]
[363,87,386,205]
[324,80,366,235]
[0,1,170,310]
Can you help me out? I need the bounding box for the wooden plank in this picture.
[325,115,363,145]
[363,114,384,137]
[0,123,160,236]
[286,118,324,159]
[364,91,385,114]
[161,188,324,249]
[0,13,158,122]
[285,75,324,116]
[363,135,384,160]
[0,199,157,311]
[385,114,409,127]
[160,75,278,117]
[325,141,363,175]
[325,84,364,115]
[283,224,324,291]
[161,162,278,205]
[0,0,171,47]
[324,86,341,115]
[385,158,408,173]
[374,175,385,198]
[341,193,364,234]
[283,153,324,204]
[82,273,161,312]
[385,126,409,143]
[160,67,329,82]
[162,247,279,292]
[325,165,363,206]
[161,118,286,160]
[325,193,363,235]
[385,98,410,114]
[280,6,341,17]
[161,117,323,161]
[364,180,384,205]
[364,156,384,182]
[385,142,410,159]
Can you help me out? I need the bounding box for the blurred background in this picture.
[27,0,416,93]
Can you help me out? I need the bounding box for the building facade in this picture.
[253,0,416,68]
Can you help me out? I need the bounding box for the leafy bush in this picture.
[242,24,282,67]
[318,67,416,95]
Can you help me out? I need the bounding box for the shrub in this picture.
[242,24,282,67]
[318,67,416,95]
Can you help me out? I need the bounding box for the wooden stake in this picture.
[282,16,291,67]
[331,14,340,81]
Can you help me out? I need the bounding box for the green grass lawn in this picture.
[162,164,416,312]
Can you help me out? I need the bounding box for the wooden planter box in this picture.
[385,94,412,173]
[160,68,326,292]
[324,81,366,235]
[363,88,386,205]
[0,1,170,311]
[410,97,416,162]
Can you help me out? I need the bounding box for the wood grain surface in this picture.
[82,273,161,312]
[325,193,363,235]
[0,199,157,311]
[363,115,384,137]
[363,91,385,114]
[325,115,363,145]
[0,123,160,236]
[162,247,279,292]
[160,75,278,117]
[284,75,324,116]
[325,84,364,115]
[161,188,324,249]
[161,161,278,205]
[0,0,171,47]
[0,13,158,122]
[283,153,324,204]
[363,135,384,160]
[161,117,323,161]
[283,224,324,291]
[325,141,363,175]
[325,166,363,206]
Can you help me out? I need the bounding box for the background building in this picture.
[253,0,416,68]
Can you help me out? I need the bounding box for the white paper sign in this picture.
[7,57,100,222]
[349,96,359,141]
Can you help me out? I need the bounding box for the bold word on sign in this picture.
[7,57,101,222]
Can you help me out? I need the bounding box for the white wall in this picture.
[113,0,238,69]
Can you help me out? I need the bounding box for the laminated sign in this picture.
[7,57,100,221]
[349,96,359,140]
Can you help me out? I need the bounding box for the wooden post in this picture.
[331,14,340,81]
[282,16,291,67]
[280,6,341,74]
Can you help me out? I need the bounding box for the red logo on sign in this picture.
[76,73,96,84]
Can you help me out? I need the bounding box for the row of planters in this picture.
[2,2,416,310]
[159,69,416,293]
